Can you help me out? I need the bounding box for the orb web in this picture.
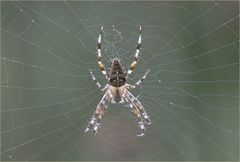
[1,1,239,161]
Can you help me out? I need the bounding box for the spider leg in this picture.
[85,90,111,135]
[127,26,142,75]
[89,70,108,91]
[125,70,150,90]
[126,90,151,125]
[125,97,146,137]
[97,26,107,77]
[124,89,151,136]
[89,70,103,89]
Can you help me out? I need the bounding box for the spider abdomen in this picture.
[109,85,125,103]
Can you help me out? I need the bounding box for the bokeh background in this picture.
[1,1,239,161]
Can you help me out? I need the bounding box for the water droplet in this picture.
[20,9,23,12]
[158,80,161,83]
[170,102,173,105]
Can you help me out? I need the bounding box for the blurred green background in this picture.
[1,1,239,161]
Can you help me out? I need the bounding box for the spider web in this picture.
[1,1,239,161]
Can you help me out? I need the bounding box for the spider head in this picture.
[109,58,126,87]
[112,58,121,64]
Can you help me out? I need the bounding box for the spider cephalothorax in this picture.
[108,58,126,88]
[85,26,151,136]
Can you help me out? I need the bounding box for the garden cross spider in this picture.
[85,26,151,137]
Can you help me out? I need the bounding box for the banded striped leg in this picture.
[126,70,150,89]
[126,90,151,125]
[97,26,107,76]
[127,26,142,75]
[85,91,111,135]
[124,97,146,137]
[89,70,109,91]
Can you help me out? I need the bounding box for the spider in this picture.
[85,26,151,137]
